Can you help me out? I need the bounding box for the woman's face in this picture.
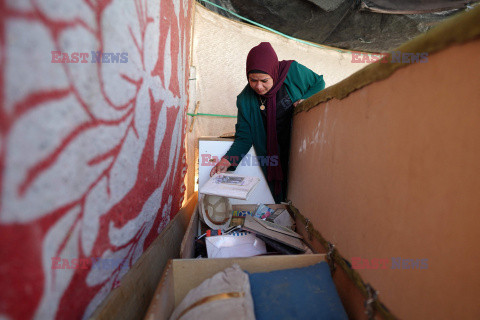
[248,73,274,95]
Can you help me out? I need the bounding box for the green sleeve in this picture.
[287,61,325,100]
[224,97,253,165]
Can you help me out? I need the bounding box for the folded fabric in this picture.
[169,264,255,320]
[248,261,348,320]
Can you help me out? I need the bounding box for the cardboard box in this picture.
[143,254,326,320]
[146,202,391,320]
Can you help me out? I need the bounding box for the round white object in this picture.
[199,194,232,230]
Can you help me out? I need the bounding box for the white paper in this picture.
[205,234,267,258]
[199,173,260,200]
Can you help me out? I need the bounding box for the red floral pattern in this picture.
[0,0,192,318]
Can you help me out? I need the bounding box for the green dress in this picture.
[224,61,325,200]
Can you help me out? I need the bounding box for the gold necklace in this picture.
[258,96,266,111]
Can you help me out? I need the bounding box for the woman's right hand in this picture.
[210,157,232,177]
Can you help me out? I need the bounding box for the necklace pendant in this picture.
[260,104,265,111]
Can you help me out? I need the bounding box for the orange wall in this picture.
[289,39,480,319]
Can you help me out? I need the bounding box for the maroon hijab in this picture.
[246,42,292,196]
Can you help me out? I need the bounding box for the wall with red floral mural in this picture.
[0,0,192,319]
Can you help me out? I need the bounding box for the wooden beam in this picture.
[89,192,198,320]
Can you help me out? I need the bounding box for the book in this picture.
[266,208,295,230]
[199,173,260,200]
[242,215,306,252]
[252,217,302,239]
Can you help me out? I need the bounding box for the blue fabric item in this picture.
[248,261,348,320]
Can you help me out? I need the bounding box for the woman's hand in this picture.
[210,157,232,177]
[293,99,304,107]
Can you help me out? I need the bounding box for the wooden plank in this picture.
[143,261,175,320]
[198,137,234,141]
[89,192,198,320]
[179,204,198,259]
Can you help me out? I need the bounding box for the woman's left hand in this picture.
[293,99,304,107]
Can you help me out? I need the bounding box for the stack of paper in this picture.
[199,173,260,200]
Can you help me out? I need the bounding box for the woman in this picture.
[210,42,325,203]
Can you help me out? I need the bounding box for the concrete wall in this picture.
[0,0,192,319]
[289,39,480,319]
[185,4,366,197]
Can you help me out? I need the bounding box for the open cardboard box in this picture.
[144,202,392,320]
[141,203,326,319]
[143,254,327,320]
